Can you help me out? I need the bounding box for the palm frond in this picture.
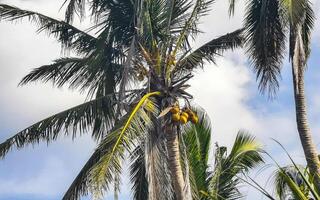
[271,139,320,199]
[209,131,264,200]
[244,0,286,96]
[273,165,310,199]
[176,29,244,71]
[90,0,135,47]
[19,57,120,97]
[299,0,314,59]
[172,0,214,56]
[62,0,85,23]
[0,94,116,158]
[279,171,309,200]
[62,114,130,200]
[228,0,237,16]
[89,92,160,196]
[183,109,211,199]
[280,0,314,59]
[0,4,96,53]
[130,144,149,200]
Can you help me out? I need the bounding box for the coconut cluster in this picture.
[170,106,199,124]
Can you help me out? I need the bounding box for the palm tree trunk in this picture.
[292,30,320,190]
[166,125,186,200]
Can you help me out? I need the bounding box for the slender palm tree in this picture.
[182,111,264,200]
[229,0,320,189]
[0,1,243,199]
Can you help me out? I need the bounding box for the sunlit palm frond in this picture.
[245,0,286,96]
[273,165,310,199]
[0,94,116,158]
[177,29,244,71]
[209,131,264,200]
[279,171,309,200]
[228,131,264,171]
[89,92,160,197]
[0,4,96,53]
[62,114,130,200]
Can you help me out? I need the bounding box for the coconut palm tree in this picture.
[182,111,264,200]
[0,1,243,199]
[229,0,320,189]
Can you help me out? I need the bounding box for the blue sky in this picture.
[1,0,320,199]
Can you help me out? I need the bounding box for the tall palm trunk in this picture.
[292,29,320,190]
[166,124,186,200]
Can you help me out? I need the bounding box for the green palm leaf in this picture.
[0,4,96,53]
[183,109,211,199]
[208,131,264,200]
[89,92,160,195]
[62,113,133,200]
[19,57,121,97]
[273,165,310,199]
[0,94,116,158]
[244,0,286,96]
[177,29,244,72]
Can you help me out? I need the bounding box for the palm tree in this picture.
[229,0,320,189]
[182,111,264,199]
[0,1,243,200]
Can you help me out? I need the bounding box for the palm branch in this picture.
[0,94,116,158]
[176,29,244,72]
[0,4,96,53]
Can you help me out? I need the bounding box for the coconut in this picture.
[180,115,188,124]
[170,106,180,114]
[191,115,199,124]
[172,113,180,122]
[181,112,189,119]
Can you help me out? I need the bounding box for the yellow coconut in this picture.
[170,106,180,114]
[190,115,199,124]
[181,112,189,119]
[172,113,180,122]
[180,115,188,124]
[186,109,194,116]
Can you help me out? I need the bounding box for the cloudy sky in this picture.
[1,0,320,199]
